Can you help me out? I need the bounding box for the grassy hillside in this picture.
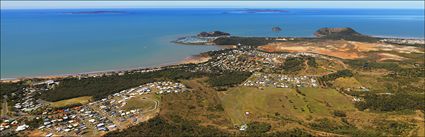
[219,87,355,126]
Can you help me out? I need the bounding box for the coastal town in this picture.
[242,73,319,88]
[1,80,188,136]
[1,28,424,137]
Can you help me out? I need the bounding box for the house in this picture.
[239,124,248,131]
[15,124,29,132]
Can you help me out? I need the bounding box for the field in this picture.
[122,96,157,111]
[49,96,92,108]
[219,87,355,126]
[332,77,362,89]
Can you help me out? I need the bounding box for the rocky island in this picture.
[173,31,231,45]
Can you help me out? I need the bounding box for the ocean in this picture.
[1,8,424,78]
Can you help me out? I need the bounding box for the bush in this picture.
[333,110,347,117]
[38,69,205,101]
[213,37,274,46]
[282,57,305,72]
[355,93,424,112]
[208,71,252,87]
[246,122,272,134]
[105,116,230,137]
[320,69,353,82]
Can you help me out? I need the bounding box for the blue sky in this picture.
[1,1,424,9]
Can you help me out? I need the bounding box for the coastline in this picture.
[0,45,235,82]
[0,61,178,82]
[1,34,422,82]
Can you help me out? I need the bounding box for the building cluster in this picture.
[192,49,284,73]
[2,80,188,136]
[13,88,45,113]
[0,119,27,132]
[12,80,61,114]
[75,67,163,79]
[380,38,425,45]
[146,81,188,94]
[242,73,319,88]
[192,49,324,73]
[38,106,91,136]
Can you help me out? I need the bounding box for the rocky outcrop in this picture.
[314,27,379,42]
[197,31,230,37]
[174,31,231,45]
[314,27,362,38]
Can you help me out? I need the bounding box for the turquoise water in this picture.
[1,8,424,78]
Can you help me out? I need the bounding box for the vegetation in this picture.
[309,118,381,136]
[245,122,272,134]
[207,71,252,88]
[105,116,230,137]
[213,36,275,46]
[38,69,205,101]
[374,120,415,136]
[345,59,400,71]
[322,70,353,81]
[355,93,425,112]
[319,70,353,86]
[282,57,305,72]
[51,103,83,111]
[333,110,347,117]
[0,82,25,98]
[122,97,156,111]
[49,96,92,108]
[220,87,354,125]
[106,115,312,137]
[306,57,318,68]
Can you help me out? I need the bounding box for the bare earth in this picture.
[258,40,424,60]
[179,54,212,64]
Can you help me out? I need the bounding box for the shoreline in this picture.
[0,45,235,82]
[0,60,181,82]
[1,34,422,82]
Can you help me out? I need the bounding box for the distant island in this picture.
[63,11,127,15]
[173,31,231,45]
[224,9,289,14]
[174,27,425,46]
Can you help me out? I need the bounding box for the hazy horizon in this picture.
[1,1,424,9]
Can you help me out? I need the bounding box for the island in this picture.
[63,11,128,15]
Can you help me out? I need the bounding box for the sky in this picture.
[1,1,424,9]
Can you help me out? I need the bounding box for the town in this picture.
[1,81,188,136]
[242,73,319,88]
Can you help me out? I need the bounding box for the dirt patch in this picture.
[258,40,423,61]
[179,54,212,64]
[377,53,406,61]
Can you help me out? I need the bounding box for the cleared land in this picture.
[122,97,157,112]
[219,87,355,126]
[258,40,424,61]
[49,96,92,108]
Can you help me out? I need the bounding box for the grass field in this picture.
[219,87,355,125]
[332,77,362,89]
[122,96,157,111]
[49,96,92,108]
[354,74,390,92]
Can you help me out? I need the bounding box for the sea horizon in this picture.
[1,8,424,79]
